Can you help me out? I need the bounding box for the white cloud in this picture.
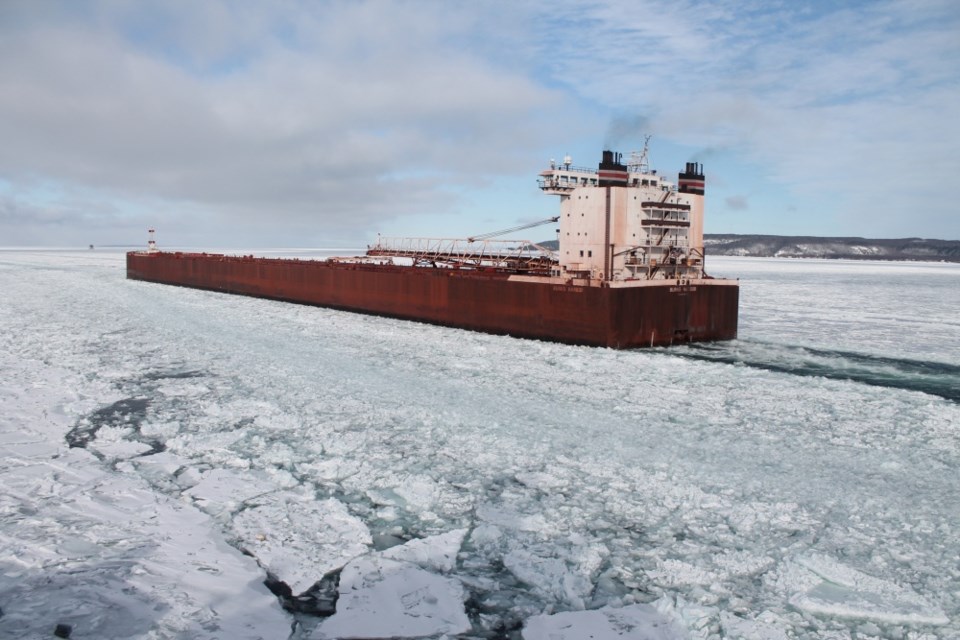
[1,0,958,244]
[0,1,569,245]
[529,0,960,237]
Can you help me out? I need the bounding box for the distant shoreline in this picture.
[702,234,960,263]
[534,234,960,263]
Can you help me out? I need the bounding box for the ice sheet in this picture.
[1,250,958,639]
[0,350,291,639]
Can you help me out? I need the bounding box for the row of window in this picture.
[558,176,596,186]
[559,175,661,188]
[565,229,688,238]
[566,211,687,218]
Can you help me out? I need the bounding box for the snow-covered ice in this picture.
[313,532,473,639]
[1,250,958,639]
[785,554,949,626]
[232,492,372,594]
[521,602,686,639]
[0,354,290,639]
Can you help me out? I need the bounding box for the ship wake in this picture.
[673,340,960,403]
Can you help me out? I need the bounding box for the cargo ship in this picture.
[127,145,738,348]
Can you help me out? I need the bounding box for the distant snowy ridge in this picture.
[702,234,960,261]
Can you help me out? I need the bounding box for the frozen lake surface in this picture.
[1,250,957,639]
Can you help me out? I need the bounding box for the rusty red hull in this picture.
[126,252,738,348]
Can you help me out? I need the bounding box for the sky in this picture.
[1,0,958,248]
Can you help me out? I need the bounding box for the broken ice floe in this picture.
[718,610,794,640]
[312,530,471,639]
[504,545,608,611]
[232,491,372,595]
[380,527,467,572]
[184,467,279,518]
[786,554,949,626]
[130,451,194,492]
[521,603,687,640]
[88,436,155,461]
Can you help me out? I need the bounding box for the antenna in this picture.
[627,135,653,173]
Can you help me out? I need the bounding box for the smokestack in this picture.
[678,163,705,195]
[598,150,628,187]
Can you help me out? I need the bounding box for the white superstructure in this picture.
[539,144,706,282]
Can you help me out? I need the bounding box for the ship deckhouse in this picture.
[539,144,706,283]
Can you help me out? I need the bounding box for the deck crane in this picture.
[467,217,559,243]
[367,216,560,274]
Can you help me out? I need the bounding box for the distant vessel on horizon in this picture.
[127,143,739,348]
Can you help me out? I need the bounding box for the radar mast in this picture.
[627,135,653,174]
